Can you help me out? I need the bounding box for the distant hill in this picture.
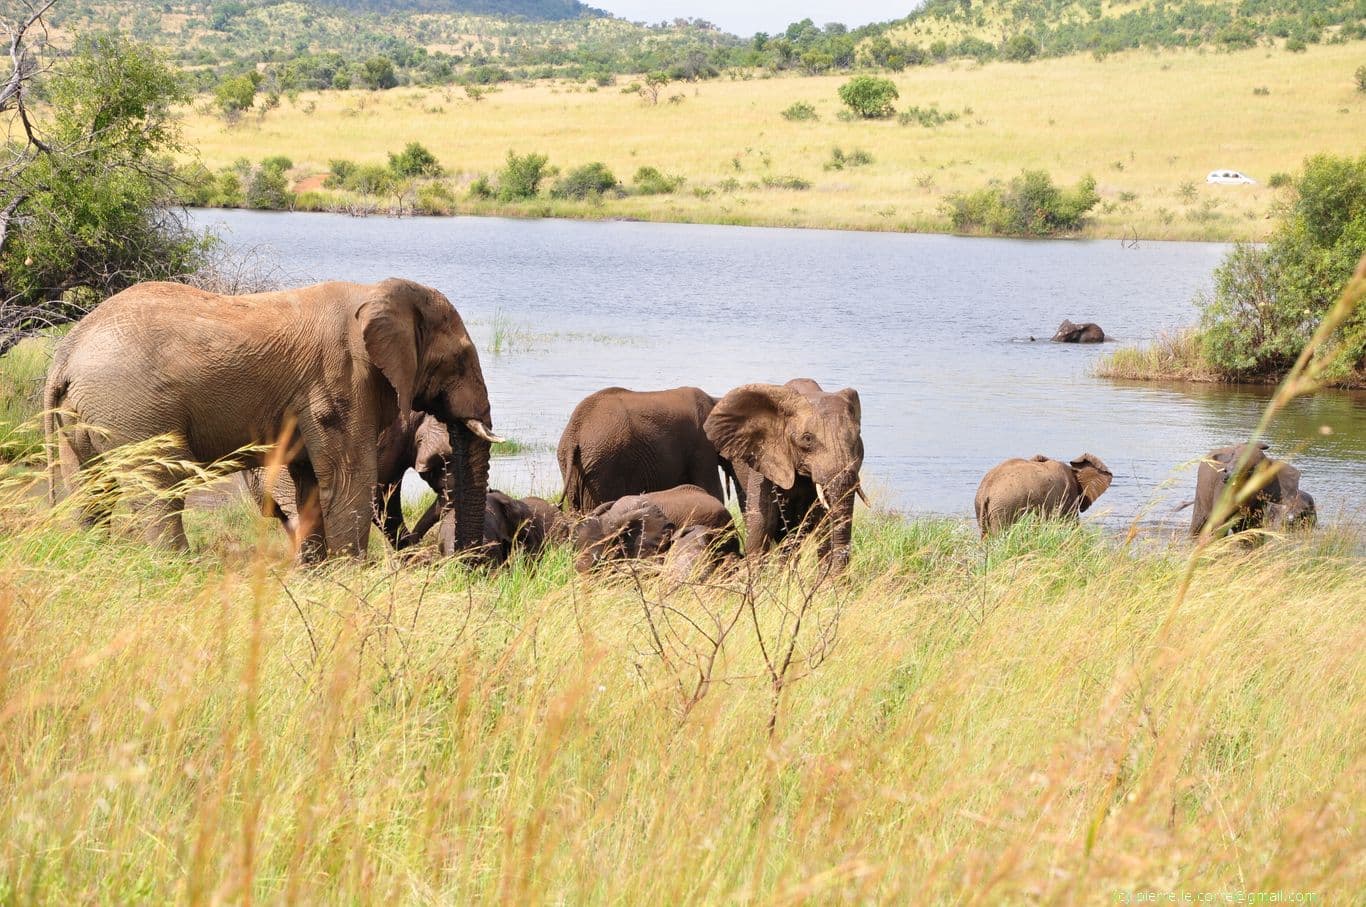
[309,0,604,21]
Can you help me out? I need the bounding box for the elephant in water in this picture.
[558,386,739,513]
[483,490,566,566]
[704,379,864,570]
[572,483,735,573]
[1052,320,1105,343]
[1191,442,1313,538]
[974,454,1113,535]
[45,278,500,560]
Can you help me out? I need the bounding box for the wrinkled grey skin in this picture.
[558,386,740,513]
[704,379,863,571]
[974,453,1113,535]
[483,490,566,566]
[663,525,740,584]
[45,279,496,560]
[1267,489,1317,532]
[1192,443,1312,538]
[1052,320,1105,343]
[243,411,456,551]
[572,483,736,573]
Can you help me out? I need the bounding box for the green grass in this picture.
[1093,328,1223,383]
[0,337,53,462]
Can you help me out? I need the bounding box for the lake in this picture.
[190,209,1365,532]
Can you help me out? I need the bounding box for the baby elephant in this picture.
[1052,320,1105,343]
[975,454,1113,535]
[663,524,741,584]
[1191,442,1314,538]
[573,484,734,573]
[483,491,567,566]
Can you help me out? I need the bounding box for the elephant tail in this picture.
[562,443,587,512]
[42,368,69,506]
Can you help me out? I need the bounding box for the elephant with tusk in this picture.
[704,379,865,571]
[45,278,498,560]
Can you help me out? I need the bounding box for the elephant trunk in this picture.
[820,472,858,572]
[439,428,491,557]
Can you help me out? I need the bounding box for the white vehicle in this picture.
[1206,170,1257,185]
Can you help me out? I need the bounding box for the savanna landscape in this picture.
[2,0,1365,902]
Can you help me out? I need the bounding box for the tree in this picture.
[496,150,550,201]
[388,141,443,178]
[213,72,259,118]
[638,71,669,105]
[360,56,397,90]
[838,75,899,119]
[1,12,208,354]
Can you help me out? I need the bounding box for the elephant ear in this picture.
[357,280,425,412]
[1070,453,1113,511]
[837,387,862,423]
[705,384,802,491]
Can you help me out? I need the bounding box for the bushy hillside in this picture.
[310,0,602,19]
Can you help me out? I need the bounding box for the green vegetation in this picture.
[780,100,819,121]
[387,141,444,177]
[1356,63,1366,91]
[1101,154,1366,387]
[838,75,899,119]
[631,166,684,195]
[0,32,209,353]
[494,150,552,201]
[898,105,960,127]
[945,170,1100,237]
[824,147,874,171]
[550,162,619,200]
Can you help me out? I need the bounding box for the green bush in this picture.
[1268,172,1293,188]
[324,159,357,188]
[761,175,811,191]
[468,175,495,200]
[497,151,551,201]
[1199,153,1366,380]
[388,142,443,178]
[825,147,874,171]
[945,170,1099,236]
[781,101,818,121]
[213,73,259,115]
[1002,34,1040,62]
[632,166,685,195]
[260,156,293,174]
[246,165,291,210]
[838,76,898,119]
[1356,65,1366,92]
[897,105,959,127]
[550,162,619,200]
[347,164,395,196]
[414,182,458,215]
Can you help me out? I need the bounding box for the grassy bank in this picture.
[2,471,1364,900]
[178,42,1366,240]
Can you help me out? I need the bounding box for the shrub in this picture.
[825,147,874,171]
[1199,153,1366,379]
[1268,172,1293,188]
[897,105,959,127]
[468,175,495,200]
[838,76,898,119]
[632,166,685,195]
[348,164,396,196]
[1285,37,1307,52]
[781,101,818,121]
[762,175,811,191]
[324,159,357,189]
[497,150,550,201]
[945,170,1099,236]
[1002,34,1039,62]
[260,156,292,174]
[360,56,398,91]
[414,182,457,215]
[1356,65,1366,92]
[550,162,618,200]
[388,142,443,177]
[213,73,258,115]
[245,165,291,210]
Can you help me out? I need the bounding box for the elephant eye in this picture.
[794,431,818,450]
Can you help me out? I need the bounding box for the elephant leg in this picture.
[399,499,441,549]
[374,481,407,548]
[314,456,375,558]
[139,491,189,551]
[56,423,116,530]
[289,462,326,564]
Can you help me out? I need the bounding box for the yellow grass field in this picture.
[181,42,1366,240]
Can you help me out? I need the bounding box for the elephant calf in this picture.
[1052,320,1105,343]
[483,490,567,566]
[975,453,1113,535]
[573,484,736,574]
[1191,442,1314,538]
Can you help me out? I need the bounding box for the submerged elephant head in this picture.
[1052,320,1105,343]
[357,279,501,554]
[705,379,864,566]
[573,496,676,573]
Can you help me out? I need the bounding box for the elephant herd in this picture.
[40,278,1318,579]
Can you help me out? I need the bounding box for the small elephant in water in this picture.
[1191,442,1313,538]
[573,484,735,573]
[1052,320,1105,343]
[704,379,865,570]
[482,490,566,566]
[558,386,739,513]
[975,453,1114,535]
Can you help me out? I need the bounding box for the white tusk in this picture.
[856,485,870,506]
[463,419,505,444]
[815,483,830,511]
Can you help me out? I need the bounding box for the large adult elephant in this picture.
[557,386,738,512]
[1191,442,1311,538]
[44,278,500,559]
[974,454,1113,535]
[704,379,864,570]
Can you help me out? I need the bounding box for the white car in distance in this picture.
[1206,170,1257,185]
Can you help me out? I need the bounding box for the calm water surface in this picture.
[191,210,1365,532]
